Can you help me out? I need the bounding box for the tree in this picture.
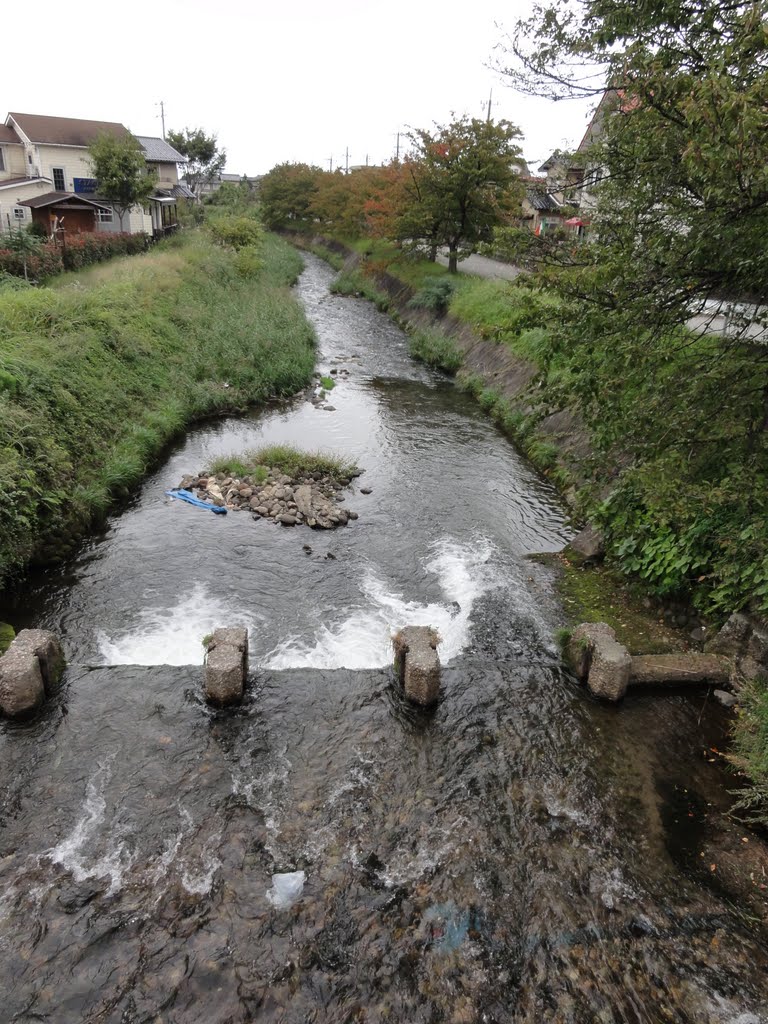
[259,162,323,231]
[166,127,226,200]
[88,133,156,232]
[310,166,386,238]
[494,0,768,618]
[396,117,524,272]
[496,1,768,312]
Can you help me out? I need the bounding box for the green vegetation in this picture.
[409,328,464,374]
[319,375,335,390]
[553,557,684,655]
[166,127,226,199]
[385,117,524,273]
[208,216,262,251]
[330,268,389,310]
[730,680,768,827]
[208,445,359,483]
[88,133,156,232]
[0,230,314,586]
[0,621,14,654]
[408,278,456,317]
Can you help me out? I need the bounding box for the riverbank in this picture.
[298,235,768,823]
[0,230,316,589]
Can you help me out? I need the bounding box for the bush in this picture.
[233,244,264,279]
[208,216,263,251]
[409,328,463,373]
[408,278,456,317]
[0,232,148,280]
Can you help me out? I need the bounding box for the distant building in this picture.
[0,112,192,237]
[199,171,260,197]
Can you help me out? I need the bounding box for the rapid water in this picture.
[1,254,766,1022]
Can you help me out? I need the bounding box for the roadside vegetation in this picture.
[0,228,314,586]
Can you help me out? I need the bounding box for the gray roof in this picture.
[527,189,561,212]
[154,183,196,200]
[136,135,187,163]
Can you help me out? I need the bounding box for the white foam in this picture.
[267,870,306,909]
[180,837,222,896]
[47,759,133,896]
[97,583,256,666]
[263,538,498,670]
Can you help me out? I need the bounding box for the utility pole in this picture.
[158,100,166,139]
[328,156,333,172]
[396,131,400,161]
[485,88,493,123]
[345,147,350,174]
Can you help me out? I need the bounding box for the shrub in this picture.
[233,244,264,279]
[208,216,263,251]
[409,328,463,373]
[0,232,148,280]
[408,278,456,317]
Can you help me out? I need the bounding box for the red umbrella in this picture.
[565,216,587,226]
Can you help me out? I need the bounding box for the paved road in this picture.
[440,252,767,343]
[436,251,523,281]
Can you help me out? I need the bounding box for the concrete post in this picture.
[0,629,64,718]
[393,626,440,706]
[204,627,248,706]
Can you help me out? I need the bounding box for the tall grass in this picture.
[208,445,359,482]
[0,231,315,584]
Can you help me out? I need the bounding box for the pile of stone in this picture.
[176,467,360,529]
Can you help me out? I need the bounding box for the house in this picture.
[521,183,568,235]
[131,136,195,237]
[199,171,260,198]
[0,112,191,237]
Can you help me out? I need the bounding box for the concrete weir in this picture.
[393,626,441,706]
[0,629,65,718]
[204,627,248,706]
[565,623,731,702]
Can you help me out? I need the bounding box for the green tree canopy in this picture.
[398,116,524,272]
[259,162,323,231]
[494,0,768,618]
[166,127,226,199]
[88,133,156,231]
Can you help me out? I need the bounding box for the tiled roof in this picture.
[8,112,129,147]
[527,189,561,211]
[136,135,187,163]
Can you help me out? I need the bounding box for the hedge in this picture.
[0,232,150,280]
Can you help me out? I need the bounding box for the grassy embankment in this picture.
[0,230,315,587]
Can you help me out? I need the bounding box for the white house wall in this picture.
[0,179,51,233]
[0,144,26,180]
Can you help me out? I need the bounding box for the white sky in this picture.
[5,0,596,175]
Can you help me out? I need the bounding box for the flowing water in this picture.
[1,254,766,1023]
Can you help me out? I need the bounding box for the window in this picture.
[0,149,5,172]
[13,207,25,220]
[52,167,66,191]
[97,208,113,223]
[27,153,32,164]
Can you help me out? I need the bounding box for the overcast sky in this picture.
[5,0,596,175]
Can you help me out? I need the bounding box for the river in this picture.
[1,253,766,1023]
